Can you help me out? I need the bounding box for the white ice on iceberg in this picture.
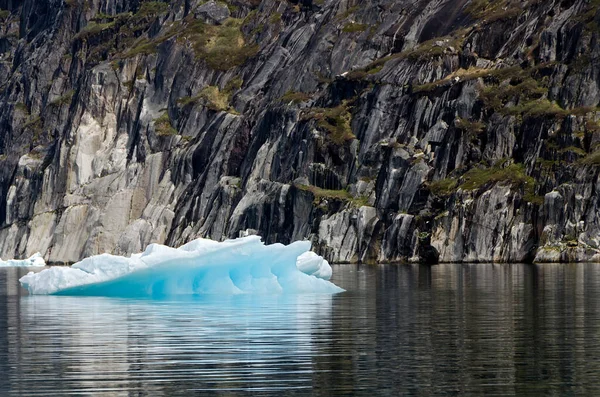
[0,252,46,267]
[296,251,333,280]
[19,236,344,296]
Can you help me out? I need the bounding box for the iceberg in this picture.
[0,252,46,267]
[19,236,344,296]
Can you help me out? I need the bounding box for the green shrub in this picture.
[121,38,157,58]
[281,91,312,104]
[464,0,522,22]
[559,146,586,157]
[154,112,177,136]
[198,86,230,111]
[296,184,351,201]
[428,178,458,196]
[523,192,544,205]
[74,21,117,40]
[576,0,600,31]
[456,118,485,134]
[429,162,537,199]
[183,18,258,71]
[342,22,368,33]
[460,163,533,191]
[480,76,547,112]
[269,12,282,24]
[225,77,243,92]
[345,64,383,81]
[579,150,600,165]
[177,78,242,113]
[296,184,368,207]
[304,101,355,145]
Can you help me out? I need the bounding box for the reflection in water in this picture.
[2,264,600,395]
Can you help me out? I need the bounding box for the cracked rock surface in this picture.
[1,0,600,264]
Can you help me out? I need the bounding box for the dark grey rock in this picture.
[0,0,599,264]
[194,1,230,25]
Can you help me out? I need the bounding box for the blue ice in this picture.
[19,236,344,297]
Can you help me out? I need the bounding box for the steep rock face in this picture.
[1,0,600,263]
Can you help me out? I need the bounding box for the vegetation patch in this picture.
[428,178,458,197]
[345,64,383,81]
[342,22,368,33]
[455,118,485,134]
[73,5,170,65]
[464,0,523,23]
[74,21,117,41]
[296,184,351,201]
[304,101,355,145]
[280,91,312,104]
[181,18,259,71]
[579,150,600,166]
[23,116,42,131]
[295,184,369,207]
[428,162,539,201]
[523,192,544,205]
[269,12,282,24]
[576,0,600,32]
[480,76,546,111]
[121,38,158,58]
[198,86,230,111]
[404,40,446,62]
[154,112,177,136]
[559,146,586,157]
[414,66,521,93]
[177,77,242,113]
[475,71,600,119]
[353,30,469,78]
[459,162,533,191]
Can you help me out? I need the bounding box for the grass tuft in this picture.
[303,101,355,145]
[182,18,259,71]
[280,91,312,104]
[154,112,177,136]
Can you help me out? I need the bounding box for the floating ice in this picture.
[0,252,46,267]
[19,236,344,296]
[296,251,333,280]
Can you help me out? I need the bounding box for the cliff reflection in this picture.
[1,264,600,395]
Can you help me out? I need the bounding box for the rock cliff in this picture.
[1,0,600,264]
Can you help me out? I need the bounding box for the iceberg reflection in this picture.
[7,294,333,394]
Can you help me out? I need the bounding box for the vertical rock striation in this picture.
[1,0,600,264]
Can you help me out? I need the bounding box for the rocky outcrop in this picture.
[1,0,600,264]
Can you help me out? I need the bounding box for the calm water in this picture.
[1,264,600,395]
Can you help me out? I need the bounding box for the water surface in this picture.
[1,264,600,395]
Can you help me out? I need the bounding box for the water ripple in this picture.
[1,264,600,395]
